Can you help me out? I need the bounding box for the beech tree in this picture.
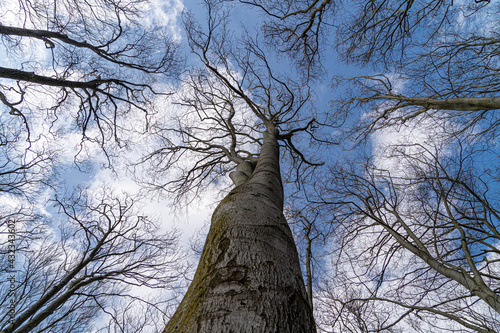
[242,0,500,142]
[241,0,492,68]
[129,1,335,331]
[0,186,186,333]
[0,0,185,332]
[315,136,500,332]
[0,0,180,151]
[2,0,498,331]
[237,0,500,331]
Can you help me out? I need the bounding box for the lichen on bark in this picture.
[164,130,316,332]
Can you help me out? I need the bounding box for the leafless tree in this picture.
[316,136,500,332]
[128,1,341,331]
[240,1,499,135]
[330,73,500,147]
[236,1,500,331]
[0,0,181,151]
[0,114,54,197]
[285,202,331,311]
[238,0,336,75]
[241,0,493,67]
[0,185,186,333]
[140,1,328,199]
[0,4,186,329]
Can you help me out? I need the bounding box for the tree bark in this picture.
[381,95,500,111]
[164,129,316,332]
[0,66,100,89]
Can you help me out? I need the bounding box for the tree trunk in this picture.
[164,129,316,332]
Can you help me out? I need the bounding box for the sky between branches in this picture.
[1,0,499,331]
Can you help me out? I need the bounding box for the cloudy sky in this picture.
[1,0,499,332]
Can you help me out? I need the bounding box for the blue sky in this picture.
[1,0,499,331]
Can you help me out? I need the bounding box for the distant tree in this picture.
[0,1,185,331]
[285,202,330,311]
[0,186,186,333]
[0,0,180,150]
[317,136,500,332]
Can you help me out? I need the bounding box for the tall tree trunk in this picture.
[164,129,316,332]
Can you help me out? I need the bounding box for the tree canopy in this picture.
[1,0,499,332]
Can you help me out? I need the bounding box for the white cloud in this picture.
[370,113,449,178]
[145,0,185,40]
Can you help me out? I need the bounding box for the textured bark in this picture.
[164,129,316,332]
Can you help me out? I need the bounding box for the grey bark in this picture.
[381,95,500,111]
[229,161,256,187]
[375,214,500,314]
[164,129,316,332]
[0,66,111,90]
[304,225,313,310]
